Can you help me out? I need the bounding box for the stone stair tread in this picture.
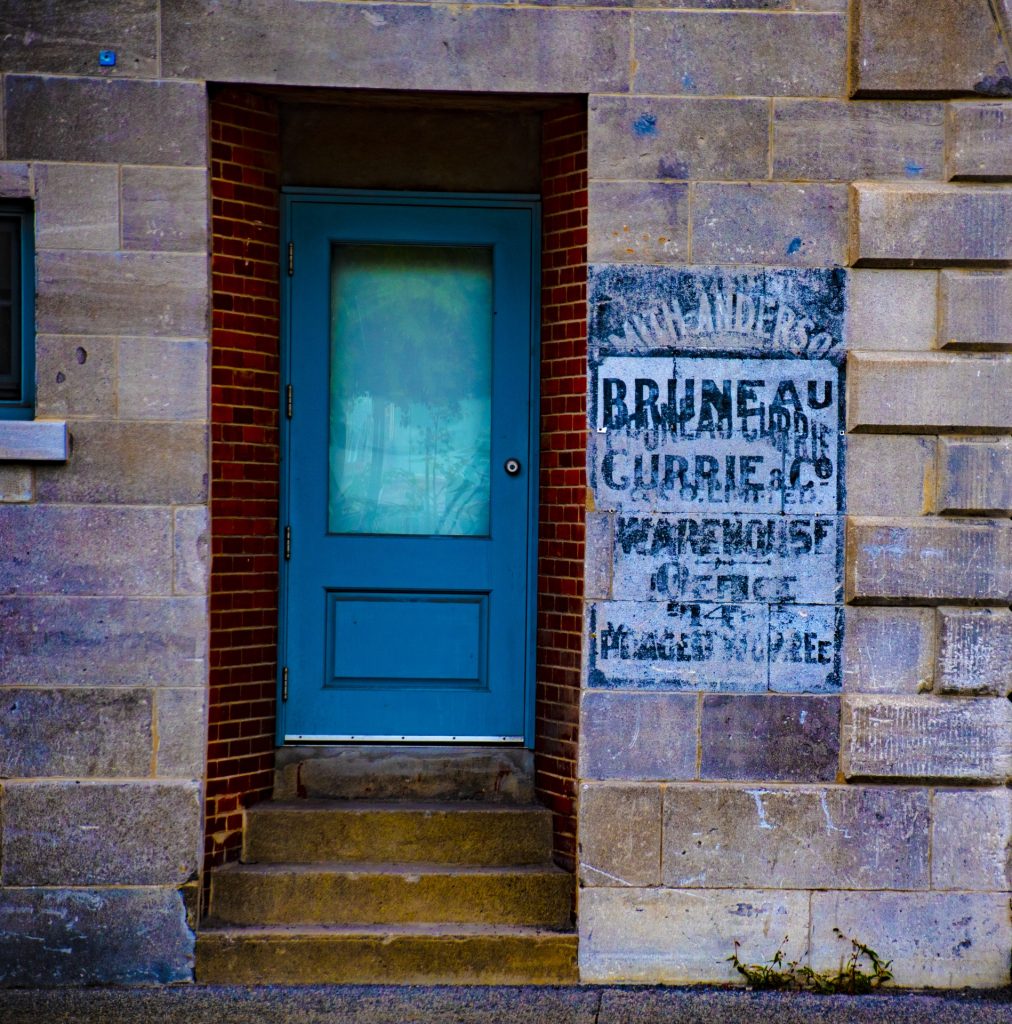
[217,861,568,876]
[249,798,552,815]
[200,921,575,937]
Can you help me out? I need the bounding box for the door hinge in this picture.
[287,241,294,276]
[281,666,289,702]
[285,383,293,419]
[284,525,291,560]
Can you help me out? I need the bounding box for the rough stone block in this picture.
[773,101,944,182]
[939,270,1012,348]
[842,695,1012,782]
[4,76,207,166]
[851,0,1010,97]
[947,102,1012,180]
[847,518,1012,603]
[0,887,193,986]
[122,166,208,252]
[811,891,1012,988]
[118,337,208,420]
[155,688,207,778]
[0,468,33,503]
[852,183,1012,265]
[932,788,1011,891]
[700,694,840,782]
[847,353,1012,432]
[164,1,630,93]
[0,162,32,198]
[579,783,661,888]
[579,887,809,984]
[0,596,207,687]
[692,184,849,267]
[589,97,768,181]
[588,182,687,264]
[662,785,929,890]
[842,607,934,694]
[847,269,937,351]
[0,687,152,778]
[634,12,846,97]
[0,505,172,596]
[173,506,210,598]
[584,512,613,601]
[1,781,201,885]
[34,164,119,251]
[35,335,117,418]
[36,251,208,338]
[579,691,697,781]
[936,607,1012,696]
[846,434,934,515]
[0,1,158,77]
[34,423,207,505]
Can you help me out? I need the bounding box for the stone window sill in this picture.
[0,419,68,461]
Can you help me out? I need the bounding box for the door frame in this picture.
[276,188,542,747]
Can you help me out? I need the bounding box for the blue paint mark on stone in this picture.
[681,72,696,91]
[786,237,803,255]
[633,113,657,137]
[905,161,924,176]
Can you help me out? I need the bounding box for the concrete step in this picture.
[195,922,578,985]
[243,800,554,866]
[208,862,573,928]
[273,745,535,803]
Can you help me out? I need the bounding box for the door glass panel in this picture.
[329,243,493,536]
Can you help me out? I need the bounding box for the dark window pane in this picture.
[0,216,20,402]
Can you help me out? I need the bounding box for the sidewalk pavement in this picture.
[0,984,1009,1023]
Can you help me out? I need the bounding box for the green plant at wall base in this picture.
[728,930,893,994]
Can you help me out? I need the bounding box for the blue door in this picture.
[280,192,539,743]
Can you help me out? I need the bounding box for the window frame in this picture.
[0,202,35,421]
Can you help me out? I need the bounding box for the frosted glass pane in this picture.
[329,243,492,536]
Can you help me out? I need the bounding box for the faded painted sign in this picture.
[586,266,846,693]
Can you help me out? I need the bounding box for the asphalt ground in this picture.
[0,985,1009,1024]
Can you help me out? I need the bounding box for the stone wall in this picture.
[0,0,1007,988]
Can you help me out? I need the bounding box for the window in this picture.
[0,204,34,420]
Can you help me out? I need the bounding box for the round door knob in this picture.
[504,458,522,476]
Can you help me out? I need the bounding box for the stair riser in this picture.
[244,809,553,865]
[196,933,578,985]
[210,871,572,928]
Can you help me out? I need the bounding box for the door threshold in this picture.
[284,735,524,744]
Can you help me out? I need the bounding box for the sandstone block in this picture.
[936,607,1012,696]
[0,1,158,77]
[0,505,172,596]
[842,607,934,694]
[164,1,630,93]
[847,269,937,351]
[947,102,1012,180]
[0,421,68,462]
[662,785,929,890]
[773,101,944,182]
[0,163,32,198]
[118,337,208,420]
[34,422,208,505]
[700,695,840,782]
[0,596,207,687]
[1,780,201,885]
[584,512,613,601]
[634,12,846,97]
[0,887,193,986]
[847,353,1012,432]
[588,182,687,264]
[0,687,151,778]
[0,468,33,504]
[846,434,934,515]
[579,691,697,781]
[122,166,208,252]
[937,438,1012,513]
[692,184,849,267]
[842,695,1012,782]
[851,0,1010,97]
[932,788,1011,891]
[579,783,661,888]
[811,891,1012,988]
[852,183,1012,265]
[5,76,207,165]
[35,335,117,418]
[589,97,768,181]
[939,270,1012,348]
[36,250,208,338]
[847,518,1012,603]
[579,887,809,984]
[35,164,119,251]
[173,506,210,597]
[155,688,207,778]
